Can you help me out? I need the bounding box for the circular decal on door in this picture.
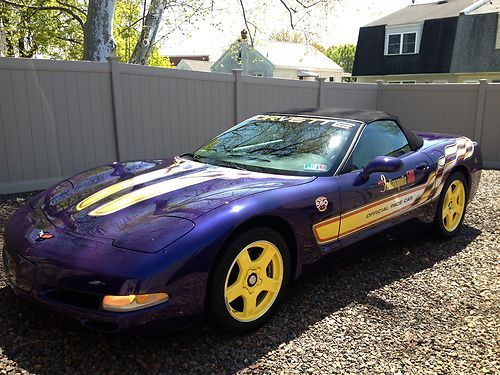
[315,196,329,212]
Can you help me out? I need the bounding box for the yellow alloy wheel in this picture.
[224,240,284,322]
[442,180,466,232]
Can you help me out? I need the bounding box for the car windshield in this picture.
[193,115,359,176]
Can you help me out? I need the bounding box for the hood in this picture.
[36,157,314,249]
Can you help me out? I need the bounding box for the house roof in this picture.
[177,59,213,72]
[254,41,343,71]
[468,0,500,14]
[366,0,476,27]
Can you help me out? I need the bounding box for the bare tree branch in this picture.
[55,35,83,44]
[279,0,297,29]
[0,0,85,29]
[294,0,322,9]
[238,0,253,46]
[117,15,147,35]
[151,2,205,48]
[55,0,86,16]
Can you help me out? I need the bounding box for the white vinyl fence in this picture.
[0,57,498,194]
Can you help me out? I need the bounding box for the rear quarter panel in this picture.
[418,132,482,202]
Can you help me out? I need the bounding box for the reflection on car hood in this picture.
[39,157,314,238]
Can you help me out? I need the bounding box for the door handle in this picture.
[416,162,429,170]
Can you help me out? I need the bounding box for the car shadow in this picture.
[0,221,481,374]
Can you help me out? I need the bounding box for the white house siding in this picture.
[273,68,342,81]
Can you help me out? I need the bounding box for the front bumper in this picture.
[2,245,203,333]
[1,204,208,333]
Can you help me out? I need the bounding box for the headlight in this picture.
[102,293,169,312]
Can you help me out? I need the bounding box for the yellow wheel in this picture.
[441,180,466,232]
[209,227,291,333]
[434,172,468,237]
[224,240,283,322]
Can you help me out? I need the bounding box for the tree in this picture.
[84,0,116,61]
[325,43,356,73]
[114,0,172,67]
[0,0,171,66]
[1,0,331,65]
[0,0,85,59]
[269,30,305,44]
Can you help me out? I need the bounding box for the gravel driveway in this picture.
[0,170,498,375]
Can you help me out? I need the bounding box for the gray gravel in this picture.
[0,170,499,375]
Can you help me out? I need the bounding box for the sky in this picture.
[158,0,438,59]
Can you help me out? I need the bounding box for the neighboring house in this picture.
[167,54,210,67]
[176,59,213,72]
[211,31,344,81]
[353,0,500,83]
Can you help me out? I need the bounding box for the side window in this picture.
[347,121,411,171]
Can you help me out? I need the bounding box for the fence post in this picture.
[107,56,126,161]
[316,77,326,108]
[376,80,384,110]
[233,69,243,123]
[473,79,487,143]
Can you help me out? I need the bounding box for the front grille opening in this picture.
[83,319,119,332]
[41,288,101,310]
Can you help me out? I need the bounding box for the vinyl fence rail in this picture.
[0,57,498,194]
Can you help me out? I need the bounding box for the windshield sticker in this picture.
[304,163,328,172]
[253,115,356,128]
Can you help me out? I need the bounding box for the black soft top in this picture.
[266,107,424,151]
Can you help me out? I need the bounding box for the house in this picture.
[352,0,500,83]
[176,59,213,72]
[211,31,344,81]
[167,54,210,67]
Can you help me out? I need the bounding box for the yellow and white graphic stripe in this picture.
[88,171,217,216]
[313,137,474,245]
[313,184,427,244]
[78,159,309,217]
[76,168,175,211]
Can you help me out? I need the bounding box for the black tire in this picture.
[433,171,468,238]
[208,227,291,334]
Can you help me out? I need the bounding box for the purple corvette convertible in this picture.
[2,108,482,333]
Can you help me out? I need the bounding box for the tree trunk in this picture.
[83,0,116,61]
[129,0,167,65]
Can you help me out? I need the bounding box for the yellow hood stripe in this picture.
[76,167,173,211]
[88,172,219,216]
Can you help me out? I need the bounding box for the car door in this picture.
[335,120,433,245]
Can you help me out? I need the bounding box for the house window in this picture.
[492,80,500,83]
[387,32,417,55]
[388,35,401,55]
[329,77,335,82]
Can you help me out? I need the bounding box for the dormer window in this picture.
[384,23,423,56]
[387,32,417,55]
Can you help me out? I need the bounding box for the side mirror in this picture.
[359,156,403,180]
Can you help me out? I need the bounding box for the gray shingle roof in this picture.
[253,41,343,71]
[365,0,475,26]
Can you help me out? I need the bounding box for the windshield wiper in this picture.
[179,153,205,162]
[215,160,248,171]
